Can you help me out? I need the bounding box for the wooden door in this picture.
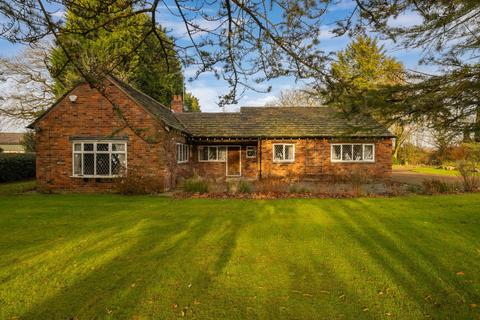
[227,146,241,176]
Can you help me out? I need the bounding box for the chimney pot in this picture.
[171,95,184,112]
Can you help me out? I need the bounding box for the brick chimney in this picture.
[171,95,184,113]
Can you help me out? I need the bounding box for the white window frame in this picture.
[272,143,295,163]
[176,143,189,164]
[330,143,375,163]
[198,145,227,162]
[72,140,127,178]
[246,146,257,158]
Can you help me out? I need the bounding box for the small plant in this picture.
[345,169,371,196]
[183,177,209,193]
[115,167,163,195]
[289,184,309,194]
[254,178,287,193]
[237,180,253,193]
[422,179,458,194]
[457,160,479,192]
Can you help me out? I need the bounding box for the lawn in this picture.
[411,167,460,177]
[1,191,479,319]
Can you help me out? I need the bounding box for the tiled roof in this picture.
[175,107,394,138]
[109,76,186,132]
[0,132,24,144]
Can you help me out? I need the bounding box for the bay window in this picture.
[72,141,127,177]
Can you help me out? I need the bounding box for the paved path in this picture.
[391,168,461,185]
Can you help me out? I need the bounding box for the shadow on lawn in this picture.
[20,200,250,319]
[14,197,480,319]
[329,199,478,317]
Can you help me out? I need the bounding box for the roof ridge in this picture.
[108,75,172,112]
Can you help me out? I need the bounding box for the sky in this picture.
[0,0,431,131]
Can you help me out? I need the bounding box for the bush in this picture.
[114,167,163,195]
[237,180,253,193]
[457,160,479,192]
[288,184,310,194]
[253,178,288,193]
[422,179,458,194]
[183,177,209,194]
[0,153,36,182]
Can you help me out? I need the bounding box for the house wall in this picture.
[187,138,391,181]
[259,138,392,179]
[189,143,258,180]
[33,82,187,192]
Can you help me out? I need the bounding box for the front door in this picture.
[226,146,241,177]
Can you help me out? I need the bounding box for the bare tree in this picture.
[266,88,324,107]
[0,41,55,127]
[0,0,333,106]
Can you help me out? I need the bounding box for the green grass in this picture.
[1,191,480,319]
[0,179,36,195]
[411,167,460,176]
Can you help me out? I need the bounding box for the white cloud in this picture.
[160,15,224,39]
[240,94,277,107]
[387,12,423,28]
[51,10,66,19]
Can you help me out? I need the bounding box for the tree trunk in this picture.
[475,105,480,142]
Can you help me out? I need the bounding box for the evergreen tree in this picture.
[326,35,404,116]
[325,35,407,160]
[49,0,189,108]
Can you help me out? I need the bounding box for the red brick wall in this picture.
[34,82,187,192]
[259,138,392,179]
[188,139,391,181]
[189,143,258,180]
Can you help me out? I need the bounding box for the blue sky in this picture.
[0,0,429,116]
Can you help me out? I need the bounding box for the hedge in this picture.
[0,153,36,183]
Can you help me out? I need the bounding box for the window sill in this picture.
[273,160,295,164]
[71,175,121,179]
[331,160,375,163]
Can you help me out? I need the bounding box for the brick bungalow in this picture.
[28,76,394,192]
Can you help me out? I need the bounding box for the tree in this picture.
[324,35,404,117]
[0,42,55,127]
[332,1,480,141]
[1,0,479,133]
[0,0,330,106]
[324,35,411,160]
[21,131,36,153]
[266,88,323,107]
[50,0,184,106]
[184,93,201,112]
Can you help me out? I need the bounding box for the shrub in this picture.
[345,169,372,196]
[114,167,163,195]
[0,153,36,182]
[254,178,288,193]
[183,177,209,194]
[457,160,479,192]
[288,184,309,194]
[237,180,253,193]
[422,179,458,194]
